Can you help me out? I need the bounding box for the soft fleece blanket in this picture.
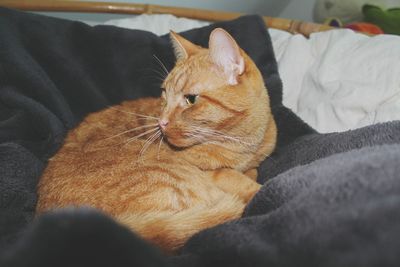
[0,8,399,267]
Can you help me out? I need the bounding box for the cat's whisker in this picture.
[139,130,161,159]
[136,117,157,121]
[191,126,240,139]
[187,129,219,141]
[108,107,159,120]
[148,68,168,81]
[189,126,254,146]
[103,123,159,141]
[122,127,160,147]
[157,135,164,160]
[198,133,253,146]
[191,132,248,149]
[191,126,251,142]
[152,54,170,77]
[141,130,159,154]
[185,131,217,145]
[139,67,167,85]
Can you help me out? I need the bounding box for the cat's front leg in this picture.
[206,169,261,203]
[244,168,258,181]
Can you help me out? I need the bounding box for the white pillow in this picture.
[270,29,400,133]
[102,14,209,36]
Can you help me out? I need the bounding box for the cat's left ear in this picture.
[170,31,200,61]
[209,28,245,85]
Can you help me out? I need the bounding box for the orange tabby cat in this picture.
[36,28,277,253]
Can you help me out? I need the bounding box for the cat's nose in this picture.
[158,119,169,130]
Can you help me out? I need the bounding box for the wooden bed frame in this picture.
[0,0,335,37]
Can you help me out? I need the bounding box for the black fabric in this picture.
[1,209,170,267]
[1,7,399,267]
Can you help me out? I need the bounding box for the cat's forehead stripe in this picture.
[166,65,192,93]
[174,71,188,93]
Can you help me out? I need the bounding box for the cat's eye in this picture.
[184,94,198,105]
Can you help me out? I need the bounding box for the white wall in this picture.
[280,0,317,21]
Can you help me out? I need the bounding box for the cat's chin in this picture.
[165,136,197,149]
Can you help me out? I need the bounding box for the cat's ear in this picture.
[170,31,199,61]
[209,28,245,85]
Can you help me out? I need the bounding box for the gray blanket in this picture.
[177,126,400,267]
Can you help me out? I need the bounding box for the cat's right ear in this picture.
[170,31,199,61]
[209,28,245,85]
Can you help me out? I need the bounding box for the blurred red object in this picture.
[346,22,384,34]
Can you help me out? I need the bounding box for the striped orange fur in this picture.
[36,28,277,253]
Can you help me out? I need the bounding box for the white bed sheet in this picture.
[95,14,400,133]
[270,29,400,133]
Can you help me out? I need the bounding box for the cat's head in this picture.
[160,28,272,149]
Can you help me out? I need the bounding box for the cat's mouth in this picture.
[162,129,198,149]
[164,134,194,148]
